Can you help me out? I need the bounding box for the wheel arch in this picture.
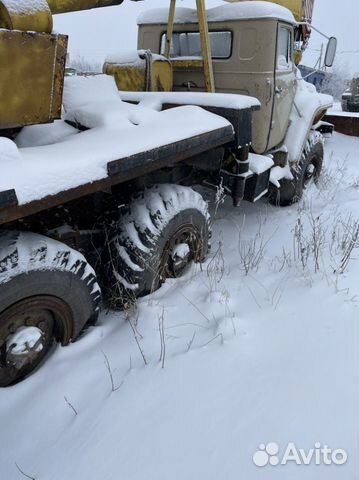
[284,78,332,166]
[105,184,211,308]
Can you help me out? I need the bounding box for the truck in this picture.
[341,77,359,112]
[0,0,336,386]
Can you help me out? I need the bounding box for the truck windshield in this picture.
[160,31,232,59]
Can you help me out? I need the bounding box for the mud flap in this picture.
[244,170,271,202]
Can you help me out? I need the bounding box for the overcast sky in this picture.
[54,0,359,76]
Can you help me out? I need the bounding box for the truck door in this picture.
[268,24,296,150]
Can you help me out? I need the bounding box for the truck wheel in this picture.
[106,185,211,308]
[0,231,101,386]
[269,131,324,206]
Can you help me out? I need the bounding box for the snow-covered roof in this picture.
[137,2,295,26]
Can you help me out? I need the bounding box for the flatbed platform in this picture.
[324,108,359,137]
[0,123,233,225]
[0,75,264,226]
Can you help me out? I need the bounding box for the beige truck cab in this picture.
[137,2,333,205]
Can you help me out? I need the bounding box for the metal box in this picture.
[0,29,67,130]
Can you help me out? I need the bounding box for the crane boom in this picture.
[260,0,314,23]
[0,0,130,33]
[46,0,125,15]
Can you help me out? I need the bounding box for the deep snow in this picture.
[0,132,358,480]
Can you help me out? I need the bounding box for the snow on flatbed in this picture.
[0,133,358,480]
[119,90,261,111]
[1,75,263,208]
[0,106,229,205]
[0,75,233,206]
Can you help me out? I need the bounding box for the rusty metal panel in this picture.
[171,59,204,70]
[104,56,172,92]
[104,63,147,91]
[324,115,359,137]
[0,30,67,129]
[151,60,173,92]
[52,34,68,120]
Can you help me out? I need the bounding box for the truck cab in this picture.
[137,3,297,155]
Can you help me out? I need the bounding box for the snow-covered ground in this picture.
[0,132,358,480]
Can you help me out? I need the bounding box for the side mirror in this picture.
[324,37,337,67]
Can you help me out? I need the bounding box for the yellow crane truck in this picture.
[0,0,336,386]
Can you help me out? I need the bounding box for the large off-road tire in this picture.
[106,185,211,308]
[0,231,101,386]
[269,131,324,206]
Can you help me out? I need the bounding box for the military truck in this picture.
[0,0,336,386]
[131,1,337,206]
[341,77,359,112]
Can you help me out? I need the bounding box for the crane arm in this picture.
[47,0,125,15]
[265,0,314,23]
[0,0,142,33]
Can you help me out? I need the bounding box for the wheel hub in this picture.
[304,158,319,186]
[162,225,202,279]
[170,242,191,275]
[0,296,71,386]
[0,302,53,377]
[6,325,47,371]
